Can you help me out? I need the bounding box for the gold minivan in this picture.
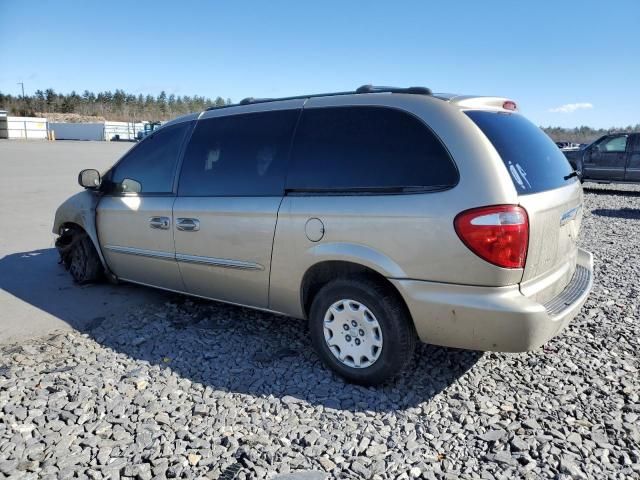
[54,85,593,385]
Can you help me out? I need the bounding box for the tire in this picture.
[67,234,103,284]
[309,276,417,385]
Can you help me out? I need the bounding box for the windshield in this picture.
[466,110,577,194]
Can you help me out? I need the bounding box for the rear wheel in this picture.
[309,277,416,385]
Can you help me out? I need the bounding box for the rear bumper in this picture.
[392,248,594,352]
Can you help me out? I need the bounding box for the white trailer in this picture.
[0,115,48,140]
[49,122,105,141]
[48,121,147,141]
[104,121,146,141]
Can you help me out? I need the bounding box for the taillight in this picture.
[454,205,529,269]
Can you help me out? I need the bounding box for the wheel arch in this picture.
[52,191,108,271]
[299,260,413,323]
[56,221,107,269]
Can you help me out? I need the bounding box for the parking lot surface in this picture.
[0,141,639,479]
[0,140,167,344]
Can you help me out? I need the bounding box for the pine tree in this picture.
[45,89,56,112]
[157,91,167,115]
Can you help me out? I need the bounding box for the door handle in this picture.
[176,218,200,232]
[149,216,170,230]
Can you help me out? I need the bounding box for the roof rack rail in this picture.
[355,84,432,95]
[239,97,273,105]
[206,84,432,110]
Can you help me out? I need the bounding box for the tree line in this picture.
[0,89,231,121]
[0,89,637,141]
[542,125,640,143]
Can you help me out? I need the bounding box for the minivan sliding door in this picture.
[173,107,301,308]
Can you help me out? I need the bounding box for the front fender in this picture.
[53,191,107,268]
[564,150,585,173]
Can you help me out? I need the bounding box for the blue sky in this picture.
[1,0,638,128]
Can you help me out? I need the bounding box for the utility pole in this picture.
[17,82,25,99]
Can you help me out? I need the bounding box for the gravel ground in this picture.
[1,184,639,480]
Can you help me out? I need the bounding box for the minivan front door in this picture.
[172,106,301,308]
[98,196,182,290]
[625,134,640,182]
[97,122,192,291]
[583,135,629,181]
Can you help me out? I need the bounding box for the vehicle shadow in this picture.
[583,186,640,197]
[0,248,482,412]
[0,248,166,338]
[591,208,640,220]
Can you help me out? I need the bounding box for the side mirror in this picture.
[78,169,101,189]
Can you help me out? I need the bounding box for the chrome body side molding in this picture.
[175,253,264,271]
[103,245,175,260]
[104,244,263,271]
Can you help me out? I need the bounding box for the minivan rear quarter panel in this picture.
[269,95,525,318]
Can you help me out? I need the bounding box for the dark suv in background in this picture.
[564,133,640,183]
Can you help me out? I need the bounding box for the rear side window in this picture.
[286,106,457,192]
[465,111,576,194]
[178,110,299,196]
[111,122,191,194]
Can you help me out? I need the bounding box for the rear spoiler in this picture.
[444,95,518,112]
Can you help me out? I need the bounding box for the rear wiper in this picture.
[564,171,579,181]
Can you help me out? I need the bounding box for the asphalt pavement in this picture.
[0,140,166,344]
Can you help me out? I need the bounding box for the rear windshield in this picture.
[465,110,576,194]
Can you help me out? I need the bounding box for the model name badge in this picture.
[560,205,581,226]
